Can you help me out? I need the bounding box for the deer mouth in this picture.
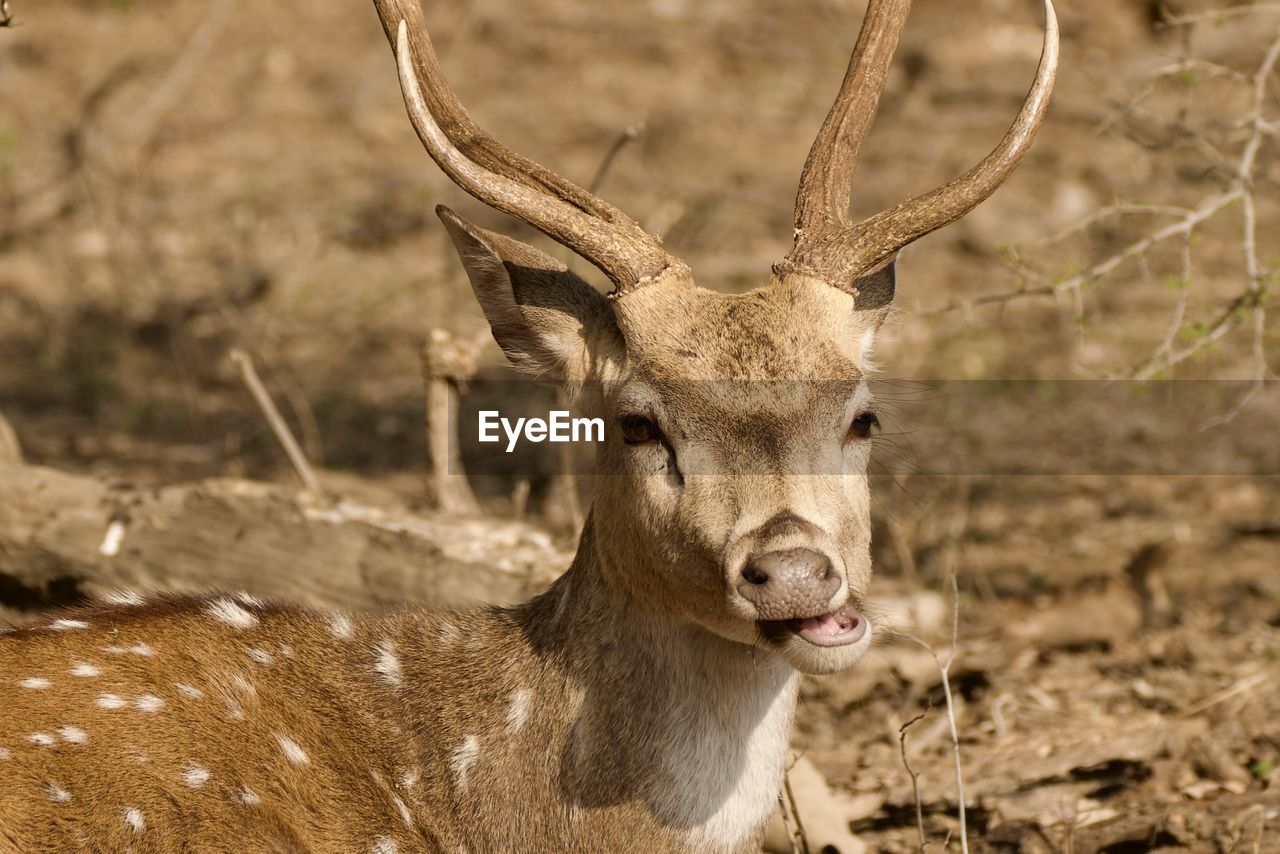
[762,602,867,648]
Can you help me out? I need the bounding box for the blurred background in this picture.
[1,0,1278,849]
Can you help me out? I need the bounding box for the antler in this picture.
[372,0,683,294]
[778,0,1059,292]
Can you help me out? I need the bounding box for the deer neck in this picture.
[469,517,801,849]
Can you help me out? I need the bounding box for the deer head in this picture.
[374,0,1057,675]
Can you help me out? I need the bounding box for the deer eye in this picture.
[848,411,880,440]
[617,413,659,445]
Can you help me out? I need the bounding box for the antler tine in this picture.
[792,0,913,238]
[845,0,1059,274]
[372,0,681,293]
[780,0,1059,292]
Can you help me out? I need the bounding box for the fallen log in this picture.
[0,462,568,627]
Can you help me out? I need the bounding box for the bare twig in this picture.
[1159,4,1280,27]
[1179,669,1273,717]
[782,770,812,854]
[1151,58,1249,84]
[939,564,969,854]
[420,329,481,515]
[229,349,322,494]
[897,486,970,851]
[125,0,237,149]
[1029,203,1194,249]
[587,125,644,194]
[898,709,931,852]
[1200,29,1280,424]
[928,20,1279,422]
[1132,235,1194,380]
[272,361,326,467]
[0,411,22,464]
[776,791,801,854]
[923,188,1242,317]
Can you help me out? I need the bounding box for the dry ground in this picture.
[1,0,1278,850]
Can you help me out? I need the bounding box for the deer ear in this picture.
[437,206,621,381]
[850,259,895,311]
[849,259,895,363]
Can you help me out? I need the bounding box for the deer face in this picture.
[441,214,888,673]
[391,0,1056,671]
[597,276,882,674]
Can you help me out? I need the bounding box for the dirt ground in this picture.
[1,0,1278,851]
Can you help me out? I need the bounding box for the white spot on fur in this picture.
[182,765,210,787]
[507,688,531,732]
[19,677,50,689]
[103,589,144,607]
[176,682,203,699]
[49,619,89,631]
[374,642,401,687]
[225,698,244,720]
[103,643,153,656]
[450,735,480,789]
[124,807,145,832]
[0,747,10,760]
[231,674,256,696]
[235,592,265,608]
[58,726,88,744]
[327,613,353,639]
[99,520,126,557]
[372,838,397,854]
[96,693,126,709]
[46,781,71,803]
[28,733,55,746]
[135,694,165,713]
[239,786,261,806]
[278,644,294,658]
[437,620,459,647]
[70,662,100,677]
[207,598,258,629]
[399,768,419,789]
[392,793,413,827]
[275,734,309,765]
[245,647,273,665]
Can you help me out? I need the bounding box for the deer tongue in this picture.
[794,604,865,648]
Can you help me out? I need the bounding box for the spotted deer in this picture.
[0,0,1056,850]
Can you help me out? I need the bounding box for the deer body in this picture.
[1,0,1056,849]
[1,525,795,853]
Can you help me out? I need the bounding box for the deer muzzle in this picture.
[736,547,841,621]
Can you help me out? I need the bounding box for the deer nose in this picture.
[736,548,839,620]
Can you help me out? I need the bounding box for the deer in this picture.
[0,0,1056,850]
